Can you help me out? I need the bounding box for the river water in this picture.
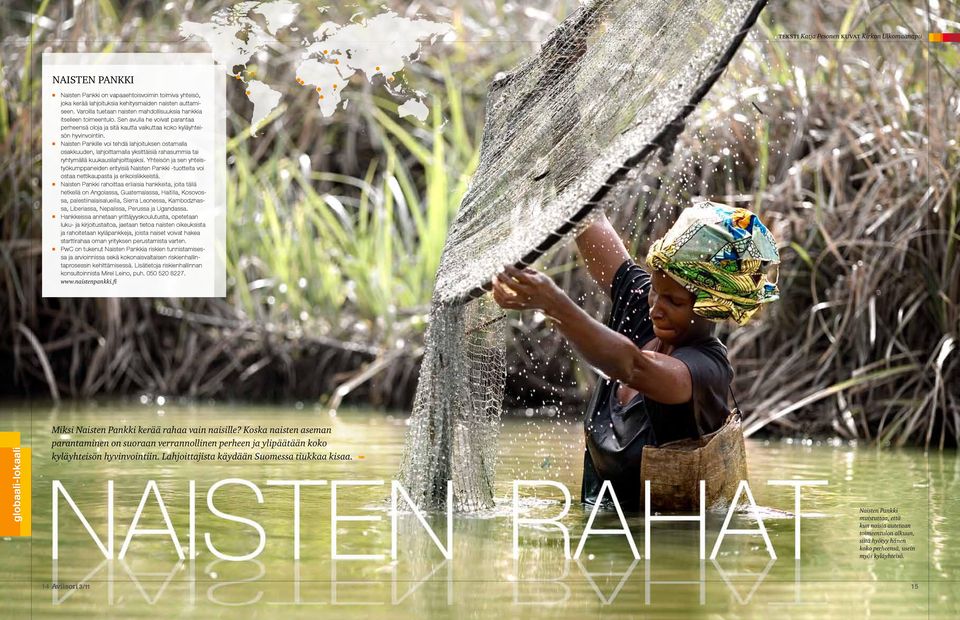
[0,401,957,618]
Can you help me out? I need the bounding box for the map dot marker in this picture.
[245,90,251,96]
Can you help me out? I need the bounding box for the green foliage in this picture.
[224,83,478,340]
[0,0,956,445]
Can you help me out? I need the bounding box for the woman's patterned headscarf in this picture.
[646,201,780,325]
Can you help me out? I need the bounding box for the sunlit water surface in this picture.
[0,401,957,618]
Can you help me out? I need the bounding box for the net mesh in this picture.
[399,0,766,511]
[399,298,506,512]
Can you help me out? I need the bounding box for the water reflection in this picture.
[43,555,800,610]
[0,403,955,618]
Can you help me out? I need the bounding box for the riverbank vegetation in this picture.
[1,0,956,446]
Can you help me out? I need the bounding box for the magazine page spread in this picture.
[1,1,958,618]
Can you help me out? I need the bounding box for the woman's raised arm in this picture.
[575,212,630,295]
[491,265,693,404]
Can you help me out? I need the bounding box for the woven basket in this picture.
[641,411,748,512]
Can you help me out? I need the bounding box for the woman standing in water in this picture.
[491,202,780,511]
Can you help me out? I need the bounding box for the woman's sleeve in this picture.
[607,259,652,337]
[671,344,734,435]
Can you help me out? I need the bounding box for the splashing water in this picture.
[398,0,767,511]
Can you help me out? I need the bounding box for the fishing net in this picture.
[399,0,768,511]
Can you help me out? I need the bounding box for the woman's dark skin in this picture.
[491,213,714,406]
